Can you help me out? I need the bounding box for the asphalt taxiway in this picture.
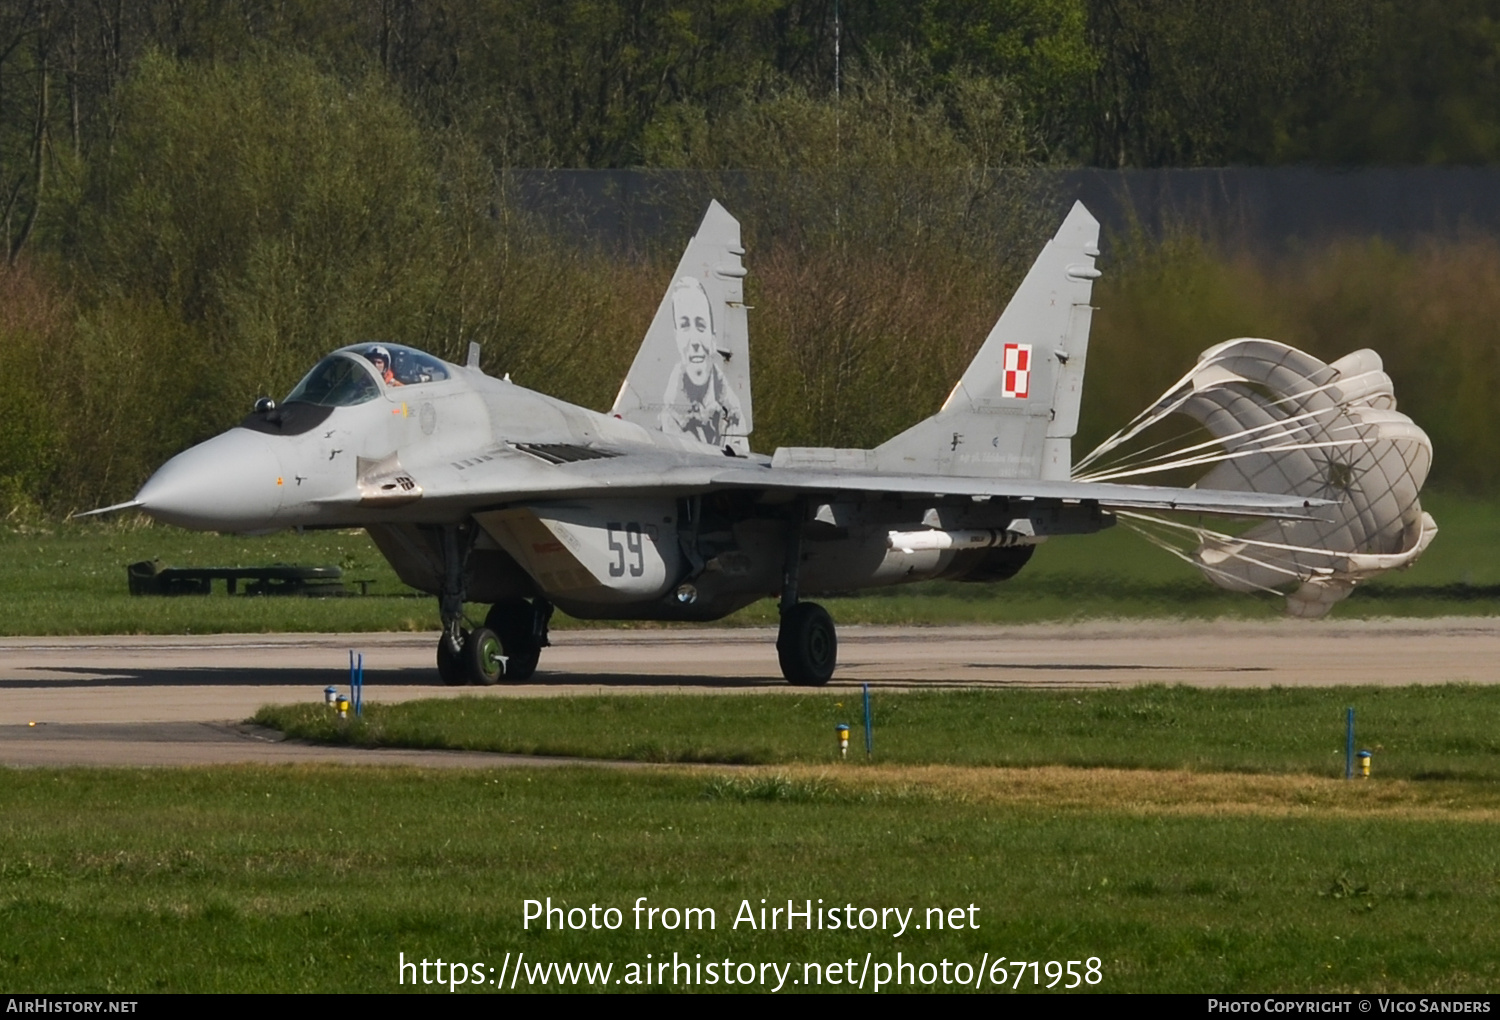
[3,618,1496,766]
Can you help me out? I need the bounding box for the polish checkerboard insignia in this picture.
[1002,343,1031,398]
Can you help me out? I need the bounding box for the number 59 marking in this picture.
[606,522,645,578]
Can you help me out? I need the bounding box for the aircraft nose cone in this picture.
[135,428,286,530]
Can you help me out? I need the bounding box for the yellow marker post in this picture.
[836,724,850,758]
[337,695,350,719]
[1358,749,1372,778]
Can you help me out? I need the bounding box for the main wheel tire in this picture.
[464,626,505,686]
[485,598,543,681]
[777,602,837,686]
[436,632,467,686]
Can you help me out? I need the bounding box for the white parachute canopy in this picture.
[1075,339,1437,618]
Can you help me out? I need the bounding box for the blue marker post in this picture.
[1345,707,1355,780]
[349,651,364,717]
[863,683,873,758]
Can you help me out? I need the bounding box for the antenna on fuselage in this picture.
[466,342,481,369]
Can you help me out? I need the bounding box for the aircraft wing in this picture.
[699,461,1332,518]
[363,445,1331,521]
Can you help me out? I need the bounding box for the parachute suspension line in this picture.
[1072,406,1344,482]
[1115,513,1326,598]
[1115,511,1354,565]
[1073,356,1384,479]
[1075,437,1364,485]
[1075,424,1210,476]
[1070,353,1219,474]
[1114,514,1291,597]
[1072,387,1196,474]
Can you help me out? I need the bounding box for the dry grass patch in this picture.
[740,763,1500,820]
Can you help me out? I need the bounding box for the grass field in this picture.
[5,686,1494,993]
[5,491,1498,634]
[257,685,1500,780]
[2,763,1497,993]
[5,496,1497,993]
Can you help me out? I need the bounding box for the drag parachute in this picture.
[1075,339,1437,618]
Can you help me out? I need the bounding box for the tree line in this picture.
[7,1,1500,260]
[2,0,1499,516]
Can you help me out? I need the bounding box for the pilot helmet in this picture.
[367,345,393,368]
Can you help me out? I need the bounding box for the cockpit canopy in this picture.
[284,344,452,407]
[346,343,451,386]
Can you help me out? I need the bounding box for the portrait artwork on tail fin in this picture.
[659,275,744,448]
[612,200,753,454]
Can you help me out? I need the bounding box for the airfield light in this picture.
[337,695,350,719]
[1358,749,1372,779]
[324,686,339,707]
[836,723,850,758]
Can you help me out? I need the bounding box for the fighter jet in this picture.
[94,201,1325,686]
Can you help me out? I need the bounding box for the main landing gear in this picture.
[777,601,836,685]
[433,523,552,685]
[776,508,837,686]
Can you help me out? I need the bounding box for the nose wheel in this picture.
[434,599,552,685]
[464,627,506,685]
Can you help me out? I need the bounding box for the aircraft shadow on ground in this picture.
[1356,583,1500,600]
[0,667,781,690]
[1,663,1269,692]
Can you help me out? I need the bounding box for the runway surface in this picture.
[2,617,1496,766]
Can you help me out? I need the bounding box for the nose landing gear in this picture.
[435,599,554,686]
[436,630,467,686]
[432,522,554,685]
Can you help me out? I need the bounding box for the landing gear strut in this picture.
[432,522,509,686]
[485,597,553,682]
[776,506,836,686]
[436,632,466,686]
[431,523,554,684]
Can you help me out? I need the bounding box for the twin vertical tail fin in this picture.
[611,200,754,455]
[873,201,1101,480]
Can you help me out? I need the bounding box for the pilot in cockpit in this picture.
[365,345,404,387]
